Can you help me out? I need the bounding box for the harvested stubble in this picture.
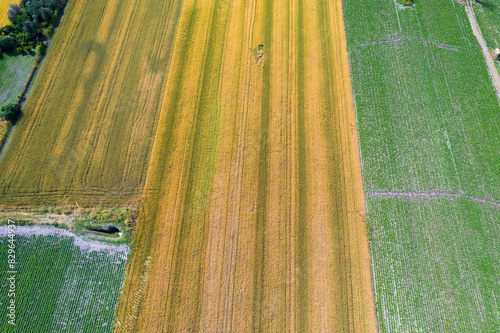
[114,0,376,331]
[0,0,183,206]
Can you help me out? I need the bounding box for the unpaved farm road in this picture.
[466,4,500,99]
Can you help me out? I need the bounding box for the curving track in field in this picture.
[114,0,376,330]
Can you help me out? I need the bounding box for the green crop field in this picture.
[343,0,500,330]
[0,52,36,149]
[0,226,128,332]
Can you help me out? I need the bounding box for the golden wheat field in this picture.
[0,0,183,206]
[0,0,376,328]
[0,0,16,27]
[114,0,376,330]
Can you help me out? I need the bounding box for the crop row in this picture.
[367,197,500,332]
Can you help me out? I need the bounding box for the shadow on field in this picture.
[66,39,106,155]
[0,49,35,59]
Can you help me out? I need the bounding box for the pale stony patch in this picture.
[0,225,129,258]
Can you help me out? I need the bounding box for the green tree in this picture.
[51,10,60,23]
[0,103,20,122]
[0,37,16,52]
[36,43,46,55]
[7,4,22,23]
[39,7,52,22]
[23,21,38,39]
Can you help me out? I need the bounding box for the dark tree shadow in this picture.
[481,0,496,11]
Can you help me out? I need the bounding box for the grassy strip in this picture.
[0,205,136,243]
[0,52,35,106]
[317,0,352,328]
[165,0,230,329]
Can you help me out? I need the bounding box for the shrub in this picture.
[45,25,54,37]
[0,37,16,52]
[16,32,26,44]
[0,103,20,122]
[36,43,46,55]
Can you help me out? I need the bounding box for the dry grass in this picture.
[115,0,376,331]
[0,0,183,206]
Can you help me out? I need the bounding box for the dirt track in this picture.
[114,0,377,331]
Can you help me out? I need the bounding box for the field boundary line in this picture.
[367,190,500,207]
[343,13,382,333]
[392,0,402,32]
[359,37,401,46]
[359,36,460,52]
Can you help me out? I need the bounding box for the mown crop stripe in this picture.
[317,0,352,329]
[120,9,191,330]
[251,0,273,330]
[165,0,230,329]
[296,0,309,331]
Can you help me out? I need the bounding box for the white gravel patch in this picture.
[0,225,129,258]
